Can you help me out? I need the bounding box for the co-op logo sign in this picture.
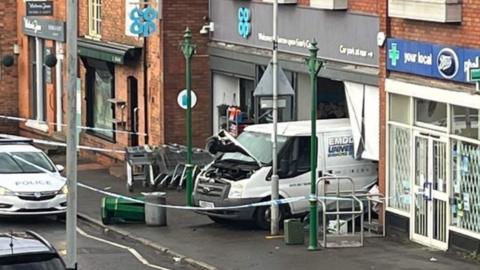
[238,7,251,39]
[437,48,459,79]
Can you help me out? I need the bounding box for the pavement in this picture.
[58,155,480,270]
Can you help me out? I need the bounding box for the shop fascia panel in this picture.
[208,42,378,86]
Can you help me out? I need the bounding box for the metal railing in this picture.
[316,176,364,248]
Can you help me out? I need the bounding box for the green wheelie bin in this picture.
[101,196,145,225]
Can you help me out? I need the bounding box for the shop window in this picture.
[389,94,410,124]
[86,60,115,140]
[239,79,255,124]
[317,77,348,119]
[88,0,102,38]
[415,98,447,129]
[451,140,480,234]
[388,125,411,213]
[452,105,479,140]
[28,37,46,121]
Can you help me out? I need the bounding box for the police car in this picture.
[0,138,67,216]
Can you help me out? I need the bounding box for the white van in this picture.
[192,118,377,229]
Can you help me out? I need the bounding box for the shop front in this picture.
[77,38,142,159]
[21,17,66,133]
[386,38,480,251]
[209,0,380,160]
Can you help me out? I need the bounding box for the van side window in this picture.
[279,136,311,178]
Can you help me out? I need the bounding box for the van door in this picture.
[278,136,311,214]
[323,131,377,194]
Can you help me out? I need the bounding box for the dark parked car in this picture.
[0,231,66,269]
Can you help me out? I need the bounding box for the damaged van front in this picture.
[193,130,287,228]
[193,119,378,229]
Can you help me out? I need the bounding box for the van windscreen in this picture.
[221,132,287,164]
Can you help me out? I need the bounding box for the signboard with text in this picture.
[26,1,54,16]
[22,17,66,42]
[210,0,379,67]
[387,38,480,84]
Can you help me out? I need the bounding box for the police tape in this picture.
[8,151,403,212]
[1,133,126,154]
[78,182,308,211]
[0,114,147,136]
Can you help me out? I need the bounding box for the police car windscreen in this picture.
[0,152,55,173]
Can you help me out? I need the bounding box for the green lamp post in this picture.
[181,27,196,206]
[305,40,323,251]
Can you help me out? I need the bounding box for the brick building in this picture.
[14,0,210,164]
[380,1,480,252]
[15,0,67,142]
[0,0,18,134]
[76,0,210,163]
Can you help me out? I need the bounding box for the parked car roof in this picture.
[0,231,55,257]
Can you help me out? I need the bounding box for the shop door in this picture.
[411,132,448,250]
[128,77,139,146]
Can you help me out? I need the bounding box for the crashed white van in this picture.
[193,119,377,229]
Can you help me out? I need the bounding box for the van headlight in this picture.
[58,184,68,195]
[0,186,14,196]
[228,181,245,198]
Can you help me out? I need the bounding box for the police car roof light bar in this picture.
[0,138,34,145]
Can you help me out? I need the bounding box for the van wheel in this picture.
[208,216,231,224]
[254,205,288,230]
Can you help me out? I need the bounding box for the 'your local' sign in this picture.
[387,38,480,84]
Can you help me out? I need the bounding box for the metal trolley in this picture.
[154,144,214,190]
[125,146,155,192]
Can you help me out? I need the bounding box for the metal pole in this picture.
[66,0,78,268]
[306,40,322,251]
[181,28,195,206]
[270,0,280,236]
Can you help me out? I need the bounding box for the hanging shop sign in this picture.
[26,1,54,16]
[128,6,158,37]
[237,7,251,39]
[23,17,66,42]
[210,0,379,67]
[387,38,480,84]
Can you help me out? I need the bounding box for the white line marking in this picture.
[77,227,171,270]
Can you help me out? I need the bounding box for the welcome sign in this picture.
[387,38,480,84]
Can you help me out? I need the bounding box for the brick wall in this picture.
[277,0,380,14]
[0,0,18,134]
[16,0,67,140]
[390,4,480,48]
[349,0,379,14]
[378,0,388,198]
[162,0,211,147]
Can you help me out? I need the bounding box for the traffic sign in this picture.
[177,89,197,110]
[469,57,480,93]
[469,67,480,82]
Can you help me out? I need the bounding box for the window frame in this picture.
[88,0,102,39]
[85,61,116,142]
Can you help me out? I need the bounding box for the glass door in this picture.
[412,132,448,250]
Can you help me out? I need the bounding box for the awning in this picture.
[78,38,142,65]
[344,82,379,161]
[254,63,295,97]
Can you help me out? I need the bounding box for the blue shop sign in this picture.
[387,38,480,83]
